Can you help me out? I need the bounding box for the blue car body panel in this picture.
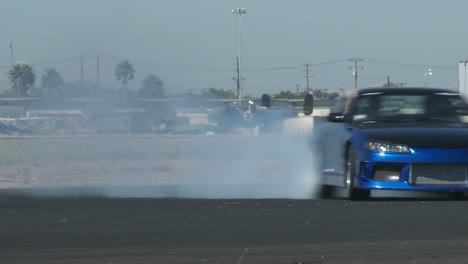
[353,147,468,191]
[317,87,468,193]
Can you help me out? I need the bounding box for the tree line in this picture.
[4,60,165,99]
[4,60,343,100]
[199,87,343,100]
[272,89,342,100]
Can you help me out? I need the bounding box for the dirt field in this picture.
[0,135,316,199]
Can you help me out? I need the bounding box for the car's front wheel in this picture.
[450,191,467,200]
[345,147,370,200]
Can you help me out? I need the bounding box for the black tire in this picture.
[303,93,314,116]
[319,185,334,199]
[450,191,467,200]
[345,147,370,200]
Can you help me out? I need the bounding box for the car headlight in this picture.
[365,141,411,153]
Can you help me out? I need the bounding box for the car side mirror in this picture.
[303,93,314,115]
[261,94,271,108]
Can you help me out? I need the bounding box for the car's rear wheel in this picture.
[345,147,370,200]
[319,185,334,199]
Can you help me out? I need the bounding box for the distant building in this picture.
[374,81,400,88]
[0,106,24,118]
[458,61,468,97]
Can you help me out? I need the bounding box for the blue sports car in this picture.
[314,87,468,200]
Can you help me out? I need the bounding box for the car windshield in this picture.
[351,93,468,123]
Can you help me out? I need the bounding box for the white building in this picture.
[458,61,468,97]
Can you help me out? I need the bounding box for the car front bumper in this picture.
[354,147,468,192]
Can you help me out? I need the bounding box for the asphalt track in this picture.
[1,193,468,264]
[1,133,468,263]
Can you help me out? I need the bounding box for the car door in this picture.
[322,95,374,183]
[316,101,350,186]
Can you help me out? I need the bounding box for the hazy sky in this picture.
[0,0,467,96]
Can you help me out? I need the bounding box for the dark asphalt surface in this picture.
[0,135,467,263]
[1,193,468,264]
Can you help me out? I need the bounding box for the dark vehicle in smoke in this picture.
[315,87,468,200]
[208,93,313,134]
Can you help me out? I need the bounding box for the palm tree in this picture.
[114,60,135,99]
[139,74,164,98]
[7,64,36,97]
[41,68,64,97]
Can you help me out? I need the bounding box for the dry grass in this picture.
[0,135,310,189]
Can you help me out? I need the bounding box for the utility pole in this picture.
[303,63,314,93]
[348,58,364,90]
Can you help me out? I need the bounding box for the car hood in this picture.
[362,125,468,148]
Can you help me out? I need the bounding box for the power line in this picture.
[29,57,83,65]
[80,55,346,72]
[364,57,456,69]
[0,55,347,73]
[0,54,458,71]
[310,59,348,66]
[244,65,303,72]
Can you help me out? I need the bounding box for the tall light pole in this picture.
[231,7,246,105]
[424,68,432,88]
[7,41,13,66]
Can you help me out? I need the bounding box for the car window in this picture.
[330,100,346,113]
[351,95,379,121]
[379,95,426,115]
[351,93,468,123]
[354,96,373,115]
